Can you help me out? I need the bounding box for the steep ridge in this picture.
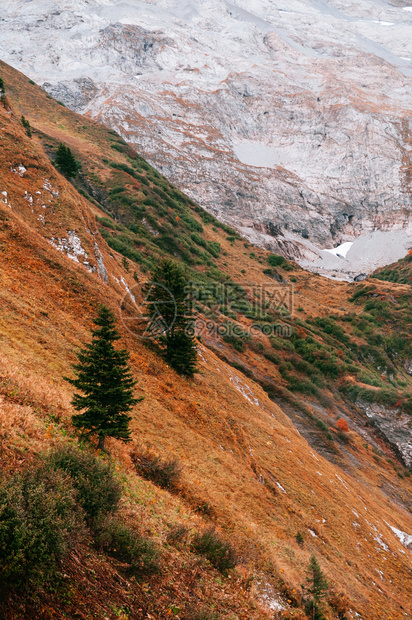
[1,0,412,277]
[0,61,412,619]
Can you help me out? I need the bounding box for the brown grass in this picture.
[0,59,411,619]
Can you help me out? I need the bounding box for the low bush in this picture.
[109,161,138,178]
[0,464,85,587]
[314,317,349,345]
[267,254,286,267]
[46,445,122,524]
[96,215,120,230]
[133,452,182,491]
[167,524,189,545]
[223,333,245,352]
[95,518,160,576]
[192,528,237,575]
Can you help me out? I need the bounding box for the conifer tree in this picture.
[0,77,8,109]
[21,115,32,138]
[65,305,139,450]
[145,259,197,377]
[304,554,329,620]
[55,143,80,178]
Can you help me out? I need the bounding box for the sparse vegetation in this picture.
[192,528,237,575]
[133,451,182,491]
[94,518,160,576]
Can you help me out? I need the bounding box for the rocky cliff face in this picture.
[1,0,412,274]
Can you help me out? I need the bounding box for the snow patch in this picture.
[1,191,10,208]
[324,241,353,259]
[43,179,59,198]
[275,481,287,494]
[11,164,27,177]
[387,524,412,550]
[228,370,260,406]
[254,575,286,612]
[49,231,88,263]
[94,242,108,283]
[233,141,288,169]
[335,474,350,491]
[24,192,33,205]
[120,276,136,302]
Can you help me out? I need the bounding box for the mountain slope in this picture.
[1,0,412,277]
[0,60,412,619]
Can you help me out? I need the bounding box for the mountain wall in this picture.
[1,0,412,276]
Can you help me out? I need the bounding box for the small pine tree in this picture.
[304,554,329,620]
[55,142,80,178]
[145,259,197,377]
[0,77,8,110]
[21,115,32,138]
[65,305,139,450]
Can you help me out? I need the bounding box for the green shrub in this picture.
[348,285,375,303]
[95,518,159,576]
[192,528,237,575]
[223,333,245,352]
[109,186,127,196]
[191,232,207,248]
[100,230,144,264]
[0,464,85,587]
[207,241,221,258]
[46,445,122,524]
[180,214,203,233]
[110,143,127,153]
[264,351,281,365]
[96,215,119,230]
[21,115,32,138]
[109,161,140,178]
[315,419,329,433]
[133,452,182,491]
[268,254,288,268]
[270,335,295,352]
[314,317,349,344]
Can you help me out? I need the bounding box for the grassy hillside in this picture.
[372,251,412,285]
[0,60,412,620]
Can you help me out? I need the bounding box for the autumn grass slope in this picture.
[0,60,411,620]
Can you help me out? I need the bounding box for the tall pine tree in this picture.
[304,554,329,620]
[145,259,197,377]
[65,305,139,450]
[55,143,80,178]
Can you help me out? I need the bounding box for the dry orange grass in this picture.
[0,60,412,619]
